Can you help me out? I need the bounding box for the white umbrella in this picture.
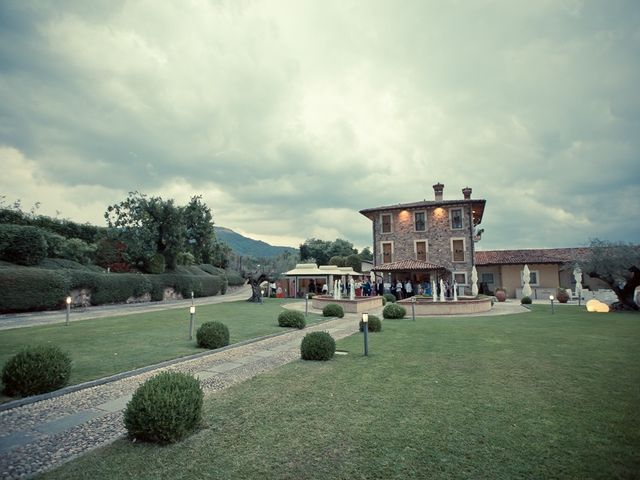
[522,264,532,298]
[471,266,479,297]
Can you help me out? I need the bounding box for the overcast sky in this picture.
[1,0,638,252]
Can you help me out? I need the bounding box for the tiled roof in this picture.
[474,248,590,266]
[373,260,447,271]
[359,198,486,225]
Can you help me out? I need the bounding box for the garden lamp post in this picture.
[305,293,309,316]
[191,291,194,305]
[189,305,196,340]
[362,313,369,356]
[65,296,71,326]
[411,296,416,321]
[549,295,555,315]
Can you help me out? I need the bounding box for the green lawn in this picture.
[40,305,640,479]
[0,299,322,392]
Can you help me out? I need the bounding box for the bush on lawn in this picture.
[359,314,382,332]
[383,303,406,319]
[278,310,306,329]
[0,267,69,313]
[0,224,48,266]
[300,331,336,361]
[196,321,230,349]
[2,345,72,397]
[521,296,532,305]
[322,304,344,318]
[383,293,397,304]
[124,372,203,444]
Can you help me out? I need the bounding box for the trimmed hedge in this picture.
[124,372,203,444]
[383,293,397,303]
[148,274,224,301]
[521,296,532,305]
[278,310,306,329]
[196,321,230,349]
[0,224,48,266]
[2,345,72,397]
[322,304,345,318]
[0,267,69,313]
[225,271,244,286]
[300,331,336,361]
[383,303,407,319]
[359,314,382,332]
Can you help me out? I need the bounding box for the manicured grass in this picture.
[40,306,640,479]
[0,299,323,392]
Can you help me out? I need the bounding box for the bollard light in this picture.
[189,305,196,340]
[362,313,369,356]
[549,295,555,315]
[65,296,71,326]
[411,296,416,321]
[305,293,309,317]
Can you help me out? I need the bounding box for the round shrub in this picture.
[359,314,382,332]
[196,321,230,349]
[381,296,387,306]
[383,303,406,319]
[322,304,344,318]
[2,345,72,397]
[278,310,306,329]
[124,372,203,444]
[383,293,397,304]
[300,331,336,361]
[521,296,532,305]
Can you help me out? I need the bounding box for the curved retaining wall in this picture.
[311,295,384,314]
[397,296,492,315]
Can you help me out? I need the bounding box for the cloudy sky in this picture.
[1,0,638,252]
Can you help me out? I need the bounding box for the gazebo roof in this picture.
[372,260,448,272]
[282,264,323,276]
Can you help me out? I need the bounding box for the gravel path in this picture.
[0,304,365,480]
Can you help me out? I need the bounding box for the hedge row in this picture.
[0,269,228,313]
[0,224,48,266]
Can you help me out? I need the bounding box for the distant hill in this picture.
[214,226,298,259]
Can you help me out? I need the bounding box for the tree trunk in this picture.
[245,273,268,303]
[588,266,640,311]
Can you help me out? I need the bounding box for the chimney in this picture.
[462,187,472,200]
[433,183,444,201]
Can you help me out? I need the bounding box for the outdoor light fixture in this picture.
[65,296,71,327]
[189,305,196,340]
[305,293,309,316]
[549,295,555,315]
[411,296,416,321]
[362,313,369,356]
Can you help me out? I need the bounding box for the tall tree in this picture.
[581,239,640,311]
[183,195,216,263]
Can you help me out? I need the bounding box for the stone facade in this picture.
[360,185,486,285]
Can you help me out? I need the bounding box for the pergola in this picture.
[283,264,362,297]
[372,259,449,284]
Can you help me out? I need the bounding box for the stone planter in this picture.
[495,290,506,302]
[556,289,570,303]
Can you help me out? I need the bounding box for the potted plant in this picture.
[556,288,570,303]
[495,287,507,302]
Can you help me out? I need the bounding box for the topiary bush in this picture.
[383,293,396,304]
[521,296,532,305]
[2,345,72,397]
[359,314,382,332]
[124,372,203,444]
[196,321,230,349]
[278,310,306,329]
[322,304,344,318]
[300,331,336,361]
[383,303,406,319]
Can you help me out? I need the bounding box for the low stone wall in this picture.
[311,295,384,314]
[397,296,492,315]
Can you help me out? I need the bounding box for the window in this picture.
[450,208,463,229]
[453,272,468,285]
[415,240,427,261]
[381,214,392,233]
[481,273,495,284]
[382,242,393,263]
[522,270,540,286]
[414,211,426,232]
[451,239,465,262]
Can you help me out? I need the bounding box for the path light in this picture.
[305,293,309,317]
[189,305,196,340]
[362,313,369,356]
[411,296,416,321]
[549,295,555,315]
[65,296,71,327]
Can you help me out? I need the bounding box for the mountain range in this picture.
[214,226,298,259]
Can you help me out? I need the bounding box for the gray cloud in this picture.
[0,0,638,252]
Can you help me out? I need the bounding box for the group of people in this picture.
[306,275,455,299]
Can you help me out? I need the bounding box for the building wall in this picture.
[500,264,560,298]
[373,202,475,278]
